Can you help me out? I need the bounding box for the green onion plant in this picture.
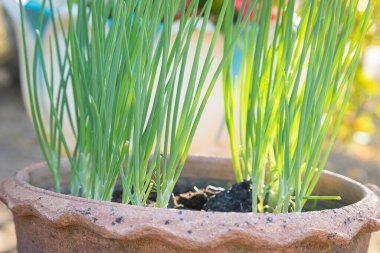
[223,0,375,213]
[19,0,251,208]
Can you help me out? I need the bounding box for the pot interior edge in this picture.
[23,156,366,210]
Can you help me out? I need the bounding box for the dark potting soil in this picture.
[111,180,256,212]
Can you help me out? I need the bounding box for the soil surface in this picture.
[112,180,258,212]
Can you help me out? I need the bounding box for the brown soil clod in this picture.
[175,191,208,210]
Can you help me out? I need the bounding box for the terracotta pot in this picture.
[1,156,380,253]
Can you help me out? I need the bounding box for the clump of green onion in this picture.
[223,0,375,213]
[19,0,250,208]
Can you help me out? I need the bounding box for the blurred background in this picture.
[0,0,380,252]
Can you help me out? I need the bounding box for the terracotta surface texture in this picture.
[1,156,380,253]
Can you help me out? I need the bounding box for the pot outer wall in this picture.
[13,217,372,253]
[1,156,380,253]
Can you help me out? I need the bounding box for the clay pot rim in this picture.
[1,155,380,249]
[7,157,376,214]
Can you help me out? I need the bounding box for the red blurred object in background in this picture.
[235,0,254,20]
[235,0,277,22]
[176,0,278,23]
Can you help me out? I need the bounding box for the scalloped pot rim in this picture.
[1,156,380,252]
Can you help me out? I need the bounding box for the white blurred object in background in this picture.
[363,46,380,83]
